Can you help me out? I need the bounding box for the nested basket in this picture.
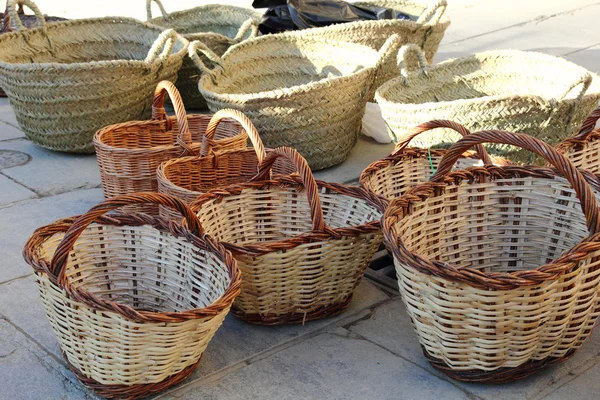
[94,81,248,215]
[190,33,401,170]
[157,109,296,221]
[191,147,386,325]
[0,0,188,153]
[383,130,600,383]
[23,193,241,399]
[146,0,259,109]
[376,44,600,162]
[557,106,600,173]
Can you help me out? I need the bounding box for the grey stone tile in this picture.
[0,97,18,127]
[0,120,24,141]
[0,188,104,283]
[0,173,36,206]
[543,362,600,400]
[564,46,600,74]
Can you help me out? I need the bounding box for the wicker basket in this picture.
[383,130,600,383]
[0,0,188,153]
[557,106,600,173]
[147,0,260,109]
[190,147,386,325]
[94,81,248,215]
[23,193,241,399]
[190,33,400,170]
[376,44,600,162]
[157,109,297,221]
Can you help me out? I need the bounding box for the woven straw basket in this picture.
[23,193,241,399]
[557,106,600,173]
[190,147,386,325]
[157,109,296,221]
[94,81,248,215]
[0,0,187,153]
[191,33,401,170]
[147,0,259,109]
[383,130,600,383]
[376,44,600,162]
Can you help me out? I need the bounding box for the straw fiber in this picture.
[557,106,600,173]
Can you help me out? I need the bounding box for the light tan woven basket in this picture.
[147,0,260,109]
[94,81,248,215]
[157,109,297,221]
[190,33,400,170]
[383,130,600,383]
[190,147,386,325]
[376,44,600,162]
[557,106,600,173]
[0,0,188,153]
[23,193,241,399]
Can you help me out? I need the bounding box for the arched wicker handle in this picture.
[558,106,600,150]
[188,40,225,80]
[145,29,177,64]
[430,130,600,234]
[374,34,401,71]
[416,0,447,24]
[7,0,45,31]
[151,81,193,152]
[233,18,259,42]
[146,0,169,21]
[391,120,494,165]
[397,44,430,77]
[202,109,262,159]
[50,193,205,285]
[253,147,326,232]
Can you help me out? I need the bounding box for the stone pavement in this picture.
[1,0,600,399]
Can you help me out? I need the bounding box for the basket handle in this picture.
[50,193,205,285]
[391,120,494,165]
[375,34,401,71]
[416,0,447,24]
[556,72,592,104]
[233,18,259,42]
[563,105,600,144]
[397,44,430,76]
[202,109,263,159]
[430,130,600,234]
[253,147,326,233]
[145,29,177,64]
[188,40,225,80]
[146,0,169,21]
[151,81,194,152]
[6,0,46,31]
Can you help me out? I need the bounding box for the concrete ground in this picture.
[1,0,600,399]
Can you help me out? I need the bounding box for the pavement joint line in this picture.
[0,272,33,286]
[531,352,600,400]
[0,119,20,130]
[0,184,101,212]
[561,42,600,56]
[0,169,41,197]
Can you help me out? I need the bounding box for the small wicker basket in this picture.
[94,81,248,215]
[556,106,600,173]
[23,193,241,399]
[383,130,600,382]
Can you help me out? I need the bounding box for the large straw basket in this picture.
[0,0,188,153]
[557,106,600,173]
[94,81,248,215]
[157,109,296,221]
[383,130,600,383]
[191,33,401,170]
[376,44,600,162]
[191,147,386,325]
[147,0,259,109]
[23,193,241,399]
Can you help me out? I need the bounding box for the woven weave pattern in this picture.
[0,0,187,153]
[147,0,259,109]
[192,33,400,170]
[377,45,600,162]
[558,106,600,173]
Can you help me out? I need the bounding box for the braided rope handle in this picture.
[50,193,204,285]
[233,18,259,42]
[397,44,429,77]
[188,40,225,80]
[6,0,45,31]
[145,29,177,64]
[146,0,169,21]
[374,34,401,72]
[202,109,260,158]
[391,120,493,165]
[253,147,326,232]
[416,0,447,24]
[151,81,193,152]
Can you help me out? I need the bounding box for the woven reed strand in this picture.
[557,106,600,174]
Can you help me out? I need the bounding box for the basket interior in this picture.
[394,175,590,273]
[35,223,231,313]
[0,19,186,65]
[196,185,381,244]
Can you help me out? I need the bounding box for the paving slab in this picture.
[165,328,469,400]
[0,174,36,206]
[543,362,600,400]
[0,188,104,283]
[564,46,600,74]
[0,121,24,141]
[0,98,18,127]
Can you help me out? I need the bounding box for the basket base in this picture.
[423,347,576,383]
[63,351,202,399]
[232,296,353,326]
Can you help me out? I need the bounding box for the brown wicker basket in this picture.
[556,106,600,173]
[157,109,297,221]
[190,147,386,325]
[94,81,248,215]
[23,193,241,399]
[383,130,600,383]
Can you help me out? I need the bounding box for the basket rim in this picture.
[557,128,600,152]
[190,174,387,256]
[23,212,242,323]
[355,0,451,26]
[0,17,188,71]
[383,164,600,290]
